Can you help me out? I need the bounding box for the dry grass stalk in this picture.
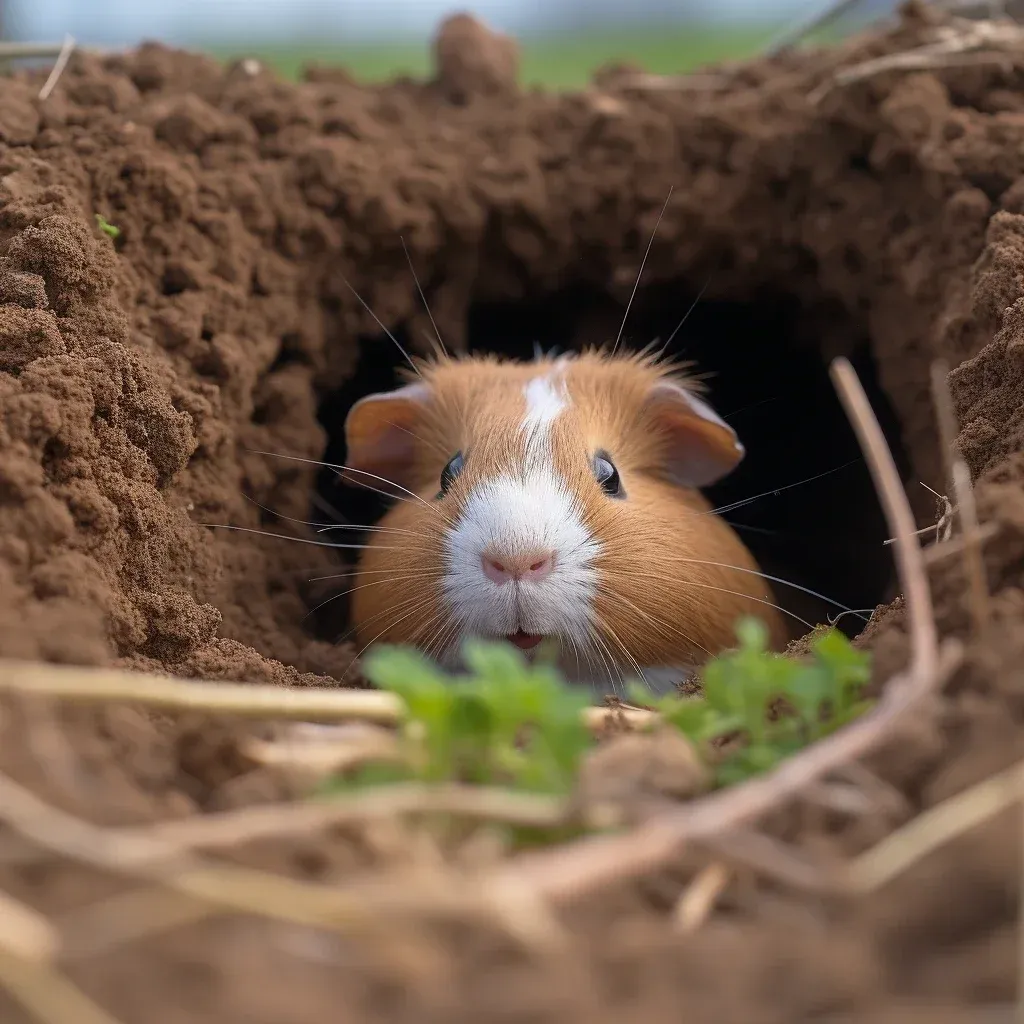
[479,356,955,903]
[56,887,212,961]
[763,0,869,57]
[0,946,125,1024]
[844,757,1024,893]
[116,783,569,857]
[0,660,403,722]
[673,862,732,932]
[0,659,656,733]
[0,890,58,962]
[0,769,517,940]
[37,35,75,101]
[810,17,1024,103]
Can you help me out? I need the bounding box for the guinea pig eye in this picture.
[437,451,464,498]
[593,452,623,498]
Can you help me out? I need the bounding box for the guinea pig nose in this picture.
[481,549,556,585]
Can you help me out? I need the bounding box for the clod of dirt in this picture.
[574,727,711,826]
[431,12,520,104]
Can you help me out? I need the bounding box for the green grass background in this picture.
[212,24,782,89]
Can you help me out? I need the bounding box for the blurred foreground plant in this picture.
[334,617,872,801]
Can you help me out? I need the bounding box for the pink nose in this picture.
[481,549,556,585]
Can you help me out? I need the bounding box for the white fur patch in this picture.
[440,464,599,659]
[520,371,567,462]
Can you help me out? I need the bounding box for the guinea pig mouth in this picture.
[506,630,544,651]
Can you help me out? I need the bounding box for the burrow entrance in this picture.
[310,280,912,649]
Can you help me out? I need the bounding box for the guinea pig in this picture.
[341,348,788,693]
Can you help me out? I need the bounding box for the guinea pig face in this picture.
[343,351,762,685]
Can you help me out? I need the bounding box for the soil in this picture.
[5,1,1024,1021]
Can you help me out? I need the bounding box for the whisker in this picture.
[307,567,442,584]
[705,459,861,516]
[245,449,455,526]
[602,569,815,632]
[240,493,429,541]
[642,558,866,619]
[332,591,437,650]
[659,270,713,354]
[725,521,780,538]
[597,615,649,685]
[611,186,674,357]
[303,572,439,624]
[599,587,713,660]
[827,608,877,627]
[199,523,403,551]
[401,235,448,360]
[350,597,446,664]
[339,273,420,375]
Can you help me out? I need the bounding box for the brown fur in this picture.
[346,349,789,671]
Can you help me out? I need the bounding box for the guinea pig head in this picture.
[342,352,786,688]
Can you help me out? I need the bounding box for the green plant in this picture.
[355,639,594,796]
[337,618,872,802]
[631,617,873,786]
[95,214,120,239]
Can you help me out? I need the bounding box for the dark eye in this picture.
[438,451,464,498]
[593,452,623,498]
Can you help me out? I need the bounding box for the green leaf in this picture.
[95,213,120,238]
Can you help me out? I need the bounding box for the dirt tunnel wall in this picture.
[9,4,1024,1022]
[1,4,1000,690]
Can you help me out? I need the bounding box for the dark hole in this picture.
[308,333,408,638]
[311,281,912,648]
[162,264,196,297]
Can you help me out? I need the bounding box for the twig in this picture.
[931,358,992,635]
[0,42,77,60]
[0,890,57,961]
[0,770,514,936]
[37,34,75,101]
[703,829,835,892]
[810,18,1024,103]
[57,887,211,961]
[0,659,402,722]
[0,946,125,1024]
[113,783,568,858]
[673,861,731,932]
[764,0,868,57]
[844,757,1024,893]
[0,659,656,732]
[883,482,954,547]
[922,520,999,565]
[481,357,954,903]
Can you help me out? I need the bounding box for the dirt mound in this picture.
[6,2,1024,1021]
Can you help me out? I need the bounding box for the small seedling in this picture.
[631,616,873,786]
[95,213,120,239]
[353,639,594,797]
[335,618,872,802]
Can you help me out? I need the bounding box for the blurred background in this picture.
[1,0,902,87]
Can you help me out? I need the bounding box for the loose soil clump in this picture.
[4,3,1024,1021]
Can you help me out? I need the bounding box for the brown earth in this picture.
[5,1,1024,1020]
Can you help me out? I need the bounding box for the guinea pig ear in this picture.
[643,381,745,489]
[342,382,431,494]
